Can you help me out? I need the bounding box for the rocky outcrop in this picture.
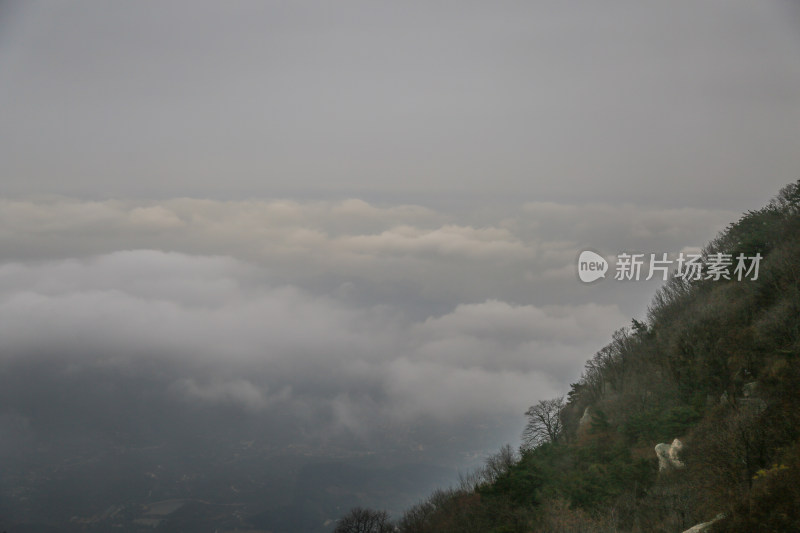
[682,513,724,532]
[575,406,593,439]
[578,407,592,429]
[655,438,684,471]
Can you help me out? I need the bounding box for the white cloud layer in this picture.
[0,250,621,422]
[0,196,735,454]
[0,196,735,312]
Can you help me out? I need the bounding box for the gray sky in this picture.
[0,0,799,477]
[1,1,799,207]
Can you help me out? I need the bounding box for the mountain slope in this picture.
[392,180,800,533]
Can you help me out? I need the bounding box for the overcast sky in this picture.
[1,0,799,469]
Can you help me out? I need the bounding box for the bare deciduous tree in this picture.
[397,499,436,533]
[334,507,394,533]
[522,396,565,449]
[480,444,518,484]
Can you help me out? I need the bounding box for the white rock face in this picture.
[682,513,724,532]
[578,406,592,428]
[576,406,593,438]
[655,438,685,471]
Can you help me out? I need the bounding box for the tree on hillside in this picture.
[481,444,519,484]
[334,507,394,533]
[522,396,565,449]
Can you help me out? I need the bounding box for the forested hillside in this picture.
[337,181,800,533]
